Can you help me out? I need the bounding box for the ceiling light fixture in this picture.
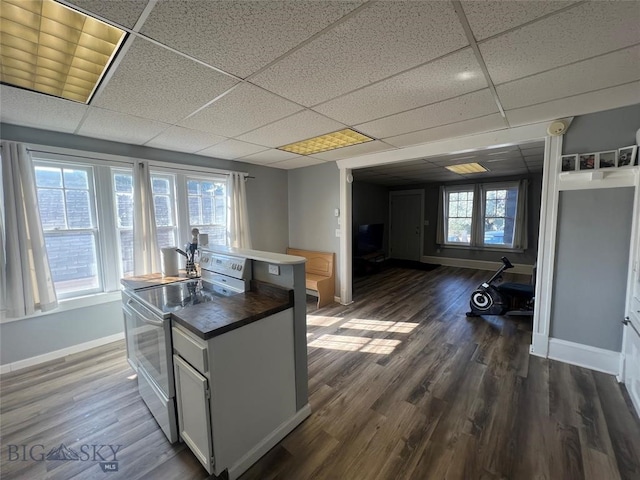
[0,0,126,103]
[278,128,374,156]
[445,162,488,174]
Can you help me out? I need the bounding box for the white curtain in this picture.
[133,160,160,275]
[226,172,252,249]
[1,141,57,318]
[513,179,529,250]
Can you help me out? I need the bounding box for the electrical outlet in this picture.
[335,229,341,237]
[268,264,280,275]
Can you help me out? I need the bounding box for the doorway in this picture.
[389,190,424,262]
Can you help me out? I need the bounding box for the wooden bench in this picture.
[287,248,335,308]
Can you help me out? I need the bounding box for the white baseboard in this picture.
[0,332,124,375]
[547,338,620,375]
[227,404,312,480]
[421,255,533,275]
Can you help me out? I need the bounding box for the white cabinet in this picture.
[172,308,298,480]
[173,355,214,472]
[622,319,640,416]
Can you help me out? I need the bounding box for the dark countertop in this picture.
[171,280,294,340]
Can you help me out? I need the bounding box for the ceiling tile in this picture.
[505,81,640,127]
[251,1,468,106]
[236,110,345,148]
[78,108,169,144]
[310,140,395,161]
[239,149,300,165]
[197,139,267,160]
[144,126,226,153]
[268,157,327,170]
[66,0,149,29]
[497,46,640,110]
[179,83,303,137]
[0,85,87,133]
[313,48,486,125]
[356,89,499,139]
[140,1,364,78]
[92,38,238,124]
[479,1,640,85]
[383,113,507,148]
[461,0,578,41]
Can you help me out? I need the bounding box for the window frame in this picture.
[443,185,475,247]
[442,180,523,252]
[33,160,104,299]
[480,181,520,249]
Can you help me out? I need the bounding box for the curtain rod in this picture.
[17,147,256,179]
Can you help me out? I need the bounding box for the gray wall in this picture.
[549,103,640,352]
[550,188,634,350]
[391,173,542,265]
[1,123,289,365]
[0,301,122,365]
[288,162,341,294]
[563,104,640,154]
[352,181,390,255]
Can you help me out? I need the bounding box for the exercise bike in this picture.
[466,256,535,317]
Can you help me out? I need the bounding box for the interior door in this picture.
[389,191,423,261]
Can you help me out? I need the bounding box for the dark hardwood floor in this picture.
[1,265,639,479]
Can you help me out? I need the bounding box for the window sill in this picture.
[440,244,525,254]
[0,291,122,324]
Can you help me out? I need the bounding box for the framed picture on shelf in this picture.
[561,154,577,172]
[579,153,596,170]
[618,146,638,167]
[597,150,616,168]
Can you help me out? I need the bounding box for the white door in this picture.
[389,190,423,261]
[623,191,640,416]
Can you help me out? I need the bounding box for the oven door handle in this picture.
[127,299,165,327]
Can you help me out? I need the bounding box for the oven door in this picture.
[127,296,174,398]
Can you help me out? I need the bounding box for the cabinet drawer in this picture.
[632,295,640,318]
[173,326,208,373]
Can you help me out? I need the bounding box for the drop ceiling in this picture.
[1,0,639,174]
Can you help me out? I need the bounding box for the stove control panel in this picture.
[199,252,251,280]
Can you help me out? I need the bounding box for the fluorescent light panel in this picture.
[278,129,374,155]
[0,0,126,103]
[445,162,488,174]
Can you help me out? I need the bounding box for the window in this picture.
[29,150,235,302]
[113,170,134,276]
[35,163,101,297]
[442,181,525,250]
[445,189,474,245]
[112,170,178,276]
[187,178,226,246]
[151,174,178,248]
[482,185,519,248]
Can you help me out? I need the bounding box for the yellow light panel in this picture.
[278,129,374,156]
[0,0,126,103]
[445,162,488,174]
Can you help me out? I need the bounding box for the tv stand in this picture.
[353,251,385,276]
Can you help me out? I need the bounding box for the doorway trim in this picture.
[337,118,568,314]
[388,189,425,261]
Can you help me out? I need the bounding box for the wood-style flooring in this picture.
[1,265,639,480]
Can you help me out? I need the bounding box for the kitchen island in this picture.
[121,248,309,480]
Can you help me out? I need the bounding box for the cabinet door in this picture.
[173,355,214,473]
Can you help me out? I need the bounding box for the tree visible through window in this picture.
[483,186,518,247]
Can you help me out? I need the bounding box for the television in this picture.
[356,223,384,256]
